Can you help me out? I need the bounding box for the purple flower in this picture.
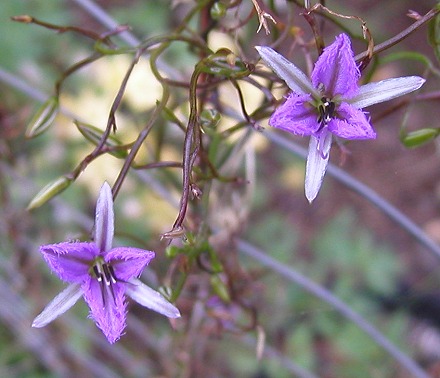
[256,34,425,202]
[32,182,180,343]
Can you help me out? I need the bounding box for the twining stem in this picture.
[354,6,440,62]
[55,54,102,98]
[165,64,203,237]
[112,86,170,199]
[109,3,211,200]
[303,3,374,69]
[10,15,123,46]
[65,49,143,186]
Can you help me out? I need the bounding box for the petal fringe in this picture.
[269,93,318,136]
[40,242,98,283]
[329,103,376,139]
[83,278,127,344]
[105,247,155,281]
[311,34,360,98]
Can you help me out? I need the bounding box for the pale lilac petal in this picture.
[32,283,83,328]
[328,103,376,139]
[126,278,181,318]
[348,76,426,109]
[269,93,318,136]
[312,34,360,98]
[256,46,319,97]
[95,182,114,253]
[105,248,155,281]
[82,277,127,344]
[40,242,98,283]
[305,130,332,203]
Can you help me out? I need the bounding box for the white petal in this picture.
[305,132,332,203]
[256,46,318,97]
[349,76,425,109]
[126,278,181,319]
[32,283,83,328]
[95,181,114,252]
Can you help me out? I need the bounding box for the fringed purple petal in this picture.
[40,242,98,283]
[311,34,360,98]
[305,130,332,203]
[329,103,376,139]
[95,182,114,253]
[269,93,318,136]
[82,277,127,344]
[105,248,155,281]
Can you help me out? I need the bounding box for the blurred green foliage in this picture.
[0,2,72,83]
[246,209,409,377]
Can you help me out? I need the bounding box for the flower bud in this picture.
[402,128,440,148]
[75,121,128,158]
[210,2,226,20]
[201,49,252,79]
[26,97,59,138]
[27,176,72,210]
[200,109,221,129]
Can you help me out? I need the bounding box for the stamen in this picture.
[108,264,118,284]
[98,278,106,306]
[317,97,335,132]
[108,281,116,302]
[102,264,112,286]
[93,265,103,282]
[91,260,119,307]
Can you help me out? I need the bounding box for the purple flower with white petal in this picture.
[256,34,425,202]
[32,182,180,344]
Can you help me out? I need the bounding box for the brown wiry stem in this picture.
[133,161,182,170]
[251,0,277,34]
[65,48,144,192]
[303,3,373,67]
[355,6,440,62]
[55,54,102,98]
[11,15,124,47]
[112,91,169,199]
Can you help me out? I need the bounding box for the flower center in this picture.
[93,261,117,285]
[91,257,118,307]
[317,97,335,131]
